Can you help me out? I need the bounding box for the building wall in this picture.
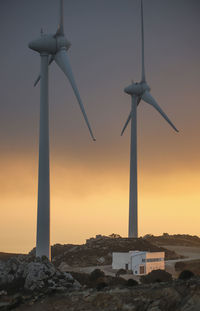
[130,252,146,275]
[112,251,165,275]
[112,252,130,270]
[145,252,165,274]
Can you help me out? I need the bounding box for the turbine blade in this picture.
[142,91,179,132]
[121,111,132,136]
[141,0,146,82]
[54,49,96,141]
[56,0,64,35]
[34,56,54,87]
[34,75,41,88]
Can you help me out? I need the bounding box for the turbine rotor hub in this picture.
[124,81,150,96]
[56,35,71,51]
[29,34,71,55]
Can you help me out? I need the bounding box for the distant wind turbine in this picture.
[121,0,178,238]
[29,0,96,260]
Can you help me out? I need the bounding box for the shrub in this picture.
[107,276,127,287]
[116,269,127,277]
[143,234,153,239]
[126,279,138,287]
[68,271,90,286]
[175,261,185,271]
[175,260,200,276]
[96,277,108,291]
[41,255,49,262]
[140,269,172,284]
[0,276,25,294]
[178,270,194,280]
[163,233,169,237]
[90,269,105,282]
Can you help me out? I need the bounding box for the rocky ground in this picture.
[1,234,192,269]
[1,277,200,311]
[0,256,80,310]
[1,234,200,310]
[44,234,182,268]
[144,234,200,247]
[0,253,25,262]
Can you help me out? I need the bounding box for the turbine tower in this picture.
[121,0,178,238]
[29,0,96,260]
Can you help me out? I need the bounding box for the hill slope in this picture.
[50,234,181,267]
[144,233,200,247]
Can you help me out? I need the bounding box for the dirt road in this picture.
[60,245,200,279]
[164,245,200,276]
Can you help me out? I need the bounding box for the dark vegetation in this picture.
[90,269,105,281]
[115,268,127,277]
[72,268,174,289]
[140,269,173,284]
[127,279,138,287]
[175,259,200,276]
[70,269,127,289]
[178,270,194,280]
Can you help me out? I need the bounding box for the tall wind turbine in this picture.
[121,0,178,238]
[29,0,96,260]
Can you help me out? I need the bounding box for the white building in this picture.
[112,251,165,275]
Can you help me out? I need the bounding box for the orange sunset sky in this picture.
[0,0,199,253]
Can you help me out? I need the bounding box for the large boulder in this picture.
[0,256,80,294]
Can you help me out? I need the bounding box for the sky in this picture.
[0,0,200,253]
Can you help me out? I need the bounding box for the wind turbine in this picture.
[29,0,96,260]
[121,0,178,238]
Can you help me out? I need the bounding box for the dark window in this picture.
[140,266,145,274]
[146,258,163,263]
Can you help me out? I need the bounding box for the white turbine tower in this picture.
[29,0,96,260]
[121,0,178,238]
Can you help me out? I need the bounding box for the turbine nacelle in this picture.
[124,81,150,96]
[29,33,71,54]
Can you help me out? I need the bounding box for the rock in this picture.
[63,272,74,281]
[58,262,71,271]
[147,307,161,311]
[97,257,105,264]
[0,290,7,296]
[0,258,24,291]
[0,256,79,296]
[23,261,56,291]
[0,302,10,310]
[122,304,137,311]
[180,294,200,311]
[0,294,22,311]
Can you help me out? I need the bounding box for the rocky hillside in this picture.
[1,234,189,269]
[175,259,200,276]
[0,253,24,262]
[0,244,200,311]
[144,233,200,247]
[0,256,80,294]
[7,277,200,311]
[48,234,181,268]
[1,256,200,311]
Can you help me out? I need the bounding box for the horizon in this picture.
[1,232,200,255]
[0,0,200,253]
